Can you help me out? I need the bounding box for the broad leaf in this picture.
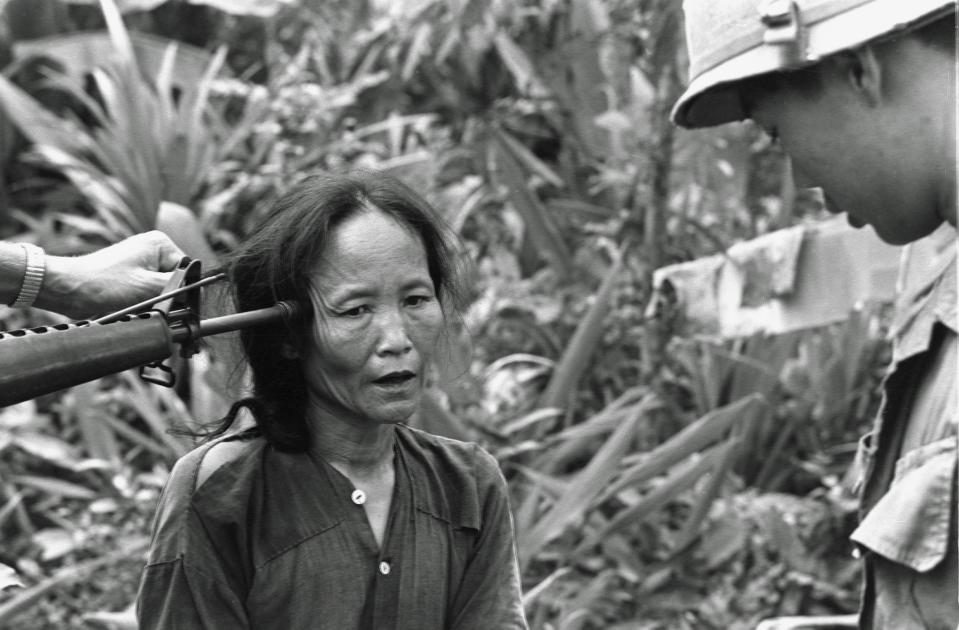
[0,563,21,591]
[517,394,653,568]
[539,251,625,409]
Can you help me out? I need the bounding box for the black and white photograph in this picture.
[0,0,955,628]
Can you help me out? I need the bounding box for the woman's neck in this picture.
[305,395,396,476]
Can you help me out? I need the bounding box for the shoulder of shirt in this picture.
[397,423,480,459]
[395,425,506,529]
[146,429,267,565]
[163,429,265,505]
[396,424,503,486]
[194,430,266,490]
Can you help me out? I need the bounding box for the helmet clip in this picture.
[758,0,807,67]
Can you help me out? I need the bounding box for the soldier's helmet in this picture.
[672,0,955,129]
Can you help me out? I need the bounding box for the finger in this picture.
[126,270,177,304]
[146,231,186,271]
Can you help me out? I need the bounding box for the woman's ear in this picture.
[280,343,300,360]
[281,315,312,360]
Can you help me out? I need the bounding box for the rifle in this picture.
[0,258,302,408]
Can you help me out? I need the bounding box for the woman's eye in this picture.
[339,305,370,318]
[405,295,432,307]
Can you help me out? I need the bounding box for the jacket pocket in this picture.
[850,435,956,572]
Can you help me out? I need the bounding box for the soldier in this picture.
[673,0,956,627]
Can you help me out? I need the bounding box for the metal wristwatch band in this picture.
[11,243,45,308]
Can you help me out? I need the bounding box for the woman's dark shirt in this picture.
[136,424,528,629]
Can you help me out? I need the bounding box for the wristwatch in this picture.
[12,243,45,308]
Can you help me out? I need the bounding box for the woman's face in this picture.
[302,208,444,425]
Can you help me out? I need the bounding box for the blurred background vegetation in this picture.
[0,0,888,628]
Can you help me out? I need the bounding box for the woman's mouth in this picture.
[372,371,417,390]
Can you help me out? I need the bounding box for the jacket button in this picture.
[351,489,366,505]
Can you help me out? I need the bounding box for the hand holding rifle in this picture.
[0,231,184,319]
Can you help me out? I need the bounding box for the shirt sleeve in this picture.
[448,446,529,630]
[136,445,252,630]
[137,554,250,630]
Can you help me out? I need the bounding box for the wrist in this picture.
[33,254,84,315]
[34,253,95,316]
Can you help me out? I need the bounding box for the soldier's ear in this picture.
[834,46,884,107]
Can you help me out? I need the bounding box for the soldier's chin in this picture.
[846,213,866,229]
[822,192,845,217]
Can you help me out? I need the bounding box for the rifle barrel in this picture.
[174,300,301,341]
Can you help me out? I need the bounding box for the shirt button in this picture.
[351,489,366,505]
[379,561,391,576]
[852,547,862,559]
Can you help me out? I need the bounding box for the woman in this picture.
[136,172,528,629]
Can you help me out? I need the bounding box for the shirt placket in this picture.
[369,448,407,630]
[854,324,930,627]
[317,451,405,629]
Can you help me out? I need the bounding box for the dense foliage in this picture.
[0,1,886,628]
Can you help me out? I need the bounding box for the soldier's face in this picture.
[740,58,946,245]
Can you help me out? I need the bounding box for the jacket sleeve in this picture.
[448,446,529,630]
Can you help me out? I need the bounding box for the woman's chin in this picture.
[368,400,418,425]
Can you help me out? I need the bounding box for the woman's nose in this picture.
[375,310,413,356]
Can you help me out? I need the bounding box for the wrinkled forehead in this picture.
[306,210,432,291]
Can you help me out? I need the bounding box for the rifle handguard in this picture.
[0,313,172,407]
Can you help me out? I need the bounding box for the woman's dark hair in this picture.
[204,171,467,452]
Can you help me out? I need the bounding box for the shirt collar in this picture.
[891,251,957,365]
